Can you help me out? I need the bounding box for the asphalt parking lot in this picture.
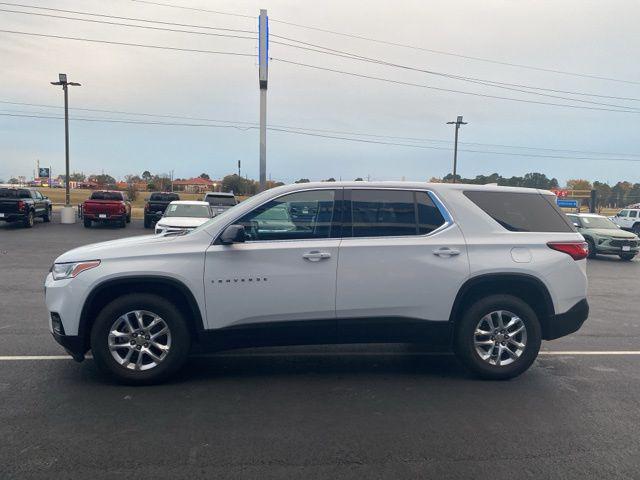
[1,215,640,479]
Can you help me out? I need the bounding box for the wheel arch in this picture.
[78,276,205,352]
[449,273,556,340]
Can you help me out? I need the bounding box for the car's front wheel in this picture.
[619,253,636,261]
[454,294,541,380]
[90,293,191,384]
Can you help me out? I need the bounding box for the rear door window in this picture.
[347,189,446,237]
[630,211,638,218]
[464,191,575,232]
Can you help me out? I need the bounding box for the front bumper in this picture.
[543,299,589,340]
[595,237,639,254]
[51,331,86,362]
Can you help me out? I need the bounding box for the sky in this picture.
[1,0,639,185]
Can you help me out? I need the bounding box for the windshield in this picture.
[90,191,123,201]
[0,188,30,198]
[576,216,619,229]
[205,195,236,206]
[150,193,179,202]
[164,204,211,218]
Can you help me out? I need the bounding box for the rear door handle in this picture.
[303,251,331,262]
[433,247,460,257]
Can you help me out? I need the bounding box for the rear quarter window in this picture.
[464,191,575,233]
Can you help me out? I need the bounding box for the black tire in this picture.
[454,294,542,380]
[586,238,596,258]
[126,213,131,223]
[119,218,127,228]
[43,206,52,223]
[23,210,34,228]
[90,293,191,385]
[83,218,92,228]
[619,253,636,261]
[143,216,151,229]
[633,223,640,234]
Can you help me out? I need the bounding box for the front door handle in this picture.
[433,247,460,257]
[303,251,331,262]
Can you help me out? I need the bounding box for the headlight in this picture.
[52,260,100,280]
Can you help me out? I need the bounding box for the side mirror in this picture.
[219,224,246,244]
[573,222,580,227]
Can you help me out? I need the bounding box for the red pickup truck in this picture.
[82,190,131,228]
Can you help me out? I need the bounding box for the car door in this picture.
[204,188,342,338]
[335,188,469,343]
[32,190,45,216]
[616,210,631,229]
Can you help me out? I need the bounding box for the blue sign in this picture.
[557,199,578,208]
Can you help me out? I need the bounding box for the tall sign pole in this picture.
[258,9,268,191]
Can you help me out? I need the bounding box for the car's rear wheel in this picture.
[586,238,596,258]
[90,293,191,384]
[454,294,541,380]
[632,223,640,234]
[43,206,52,222]
[23,210,34,228]
[83,218,91,228]
[619,253,636,261]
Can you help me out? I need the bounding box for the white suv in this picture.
[610,207,640,234]
[45,182,589,384]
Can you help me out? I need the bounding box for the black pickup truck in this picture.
[143,192,180,228]
[0,187,52,228]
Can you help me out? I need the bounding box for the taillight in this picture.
[17,200,25,211]
[144,203,149,211]
[547,241,589,260]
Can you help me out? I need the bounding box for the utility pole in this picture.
[51,73,81,223]
[446,115,468,183]
[258,9,268,191]
[238,160,241,177]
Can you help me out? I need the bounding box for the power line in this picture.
[5,111,640,164]
[0,7,257,40]
[130,0,254,19]
[0,2,255,33]
[10,2,630,107]
[3,100,640,159]
[0,29,256,57]
[268,21,640,86]
[5,4,632,108]
[271,35,640,103]
[271,57,640,114]
[270,39,640,110]
[127,0,640,85]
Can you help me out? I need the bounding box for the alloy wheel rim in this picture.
[108,310,171,371]
[474,310,527,367]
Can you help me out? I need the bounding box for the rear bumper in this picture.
[543,299,589,340]
[84,213,126,221]
[0,212,26,221]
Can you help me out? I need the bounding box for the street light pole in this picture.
[446,116,468,183]
[51,73,80,223]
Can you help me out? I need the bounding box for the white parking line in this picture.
[1,351,640,361]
